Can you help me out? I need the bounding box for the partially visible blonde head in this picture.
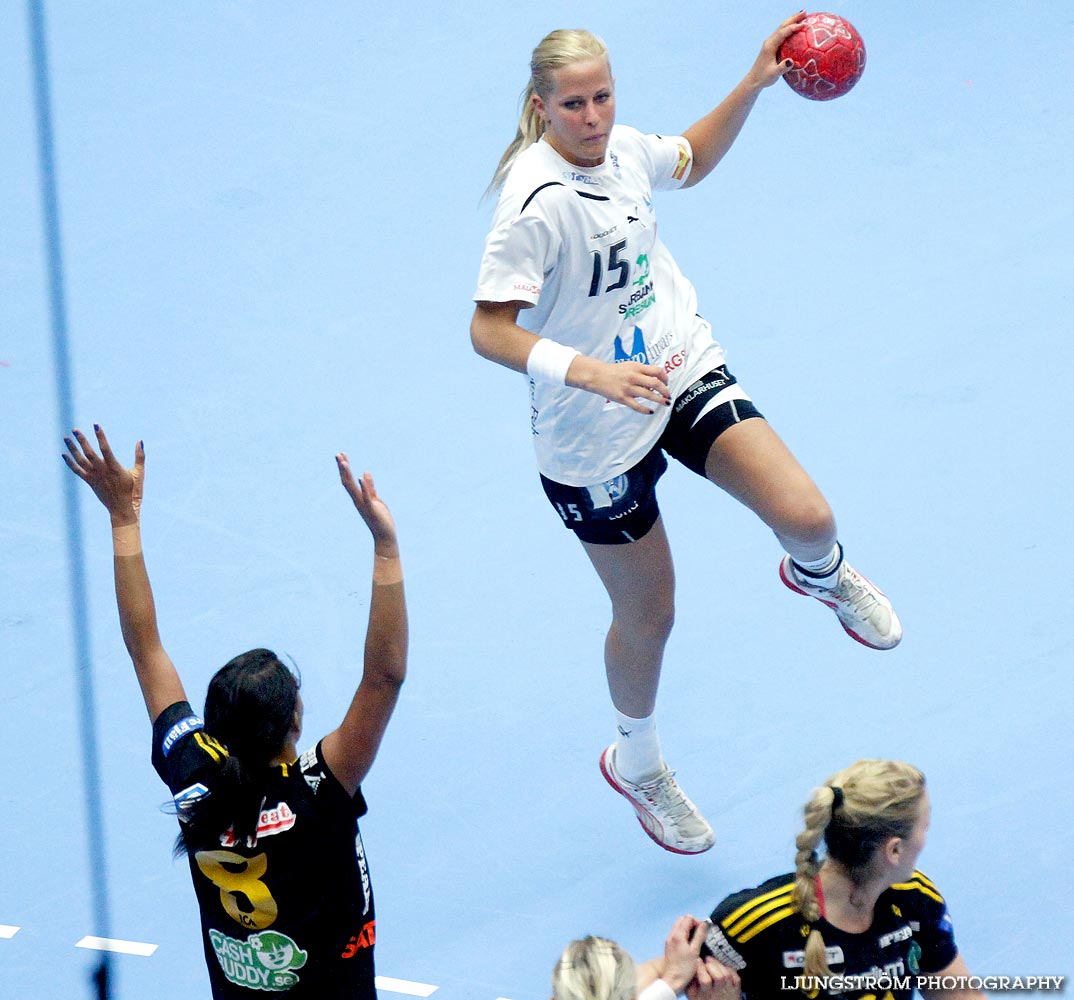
[487,29,610,195]
[791,760,926,982]
[552,936,636,1000]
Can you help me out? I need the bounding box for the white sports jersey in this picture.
[474,124,727,486]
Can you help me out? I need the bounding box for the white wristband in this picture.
[526,337,580,385]
[638,979,677,1000]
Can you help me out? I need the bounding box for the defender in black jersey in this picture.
[152,704,378,996]
[64,426,407,998]
[708,872,957,999]
[701,760,983,1000]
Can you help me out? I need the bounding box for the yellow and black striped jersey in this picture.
[152,701,377,999]
[705,871,958,999]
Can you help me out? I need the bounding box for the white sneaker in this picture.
[780,556,903,650]
[599,745,715,855]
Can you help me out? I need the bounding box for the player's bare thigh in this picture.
[703,419,835,552]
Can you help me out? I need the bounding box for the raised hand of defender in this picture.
[64,426,144,526]
[336,454,398,555]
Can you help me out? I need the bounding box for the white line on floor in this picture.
[75,936,158,957]
[375,975,439,996]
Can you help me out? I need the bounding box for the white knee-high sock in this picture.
[613,709,663,782]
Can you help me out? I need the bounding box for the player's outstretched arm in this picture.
[321,456,408,796]
[681,12,805,188]
[63,426,187,723]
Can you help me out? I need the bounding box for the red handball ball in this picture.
[778,12,866,101]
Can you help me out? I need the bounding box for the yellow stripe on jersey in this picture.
[891,870,944,905]
[672,144,691,180]
[738,905,798,943]
[194,731,229,764]
[913,870,940,892]
[723,881,795,938]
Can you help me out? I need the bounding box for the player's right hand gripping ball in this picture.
[779,12,866,101]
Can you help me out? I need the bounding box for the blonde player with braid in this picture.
[703,761,985,999]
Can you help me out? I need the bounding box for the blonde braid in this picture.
[792,785,840,981]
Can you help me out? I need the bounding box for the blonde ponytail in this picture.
[487,29,610,195]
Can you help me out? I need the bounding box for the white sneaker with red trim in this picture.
[780,556,902,650]
[599,745,715,855]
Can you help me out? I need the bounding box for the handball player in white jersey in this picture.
[471,14,901,855]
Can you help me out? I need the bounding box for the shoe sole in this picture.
[779,560,901,651]
[599,749,715,855]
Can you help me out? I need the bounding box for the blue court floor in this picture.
[3,2,1073,997]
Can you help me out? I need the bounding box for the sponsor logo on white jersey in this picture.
[619,254,655,318]
[614,325,648,365]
